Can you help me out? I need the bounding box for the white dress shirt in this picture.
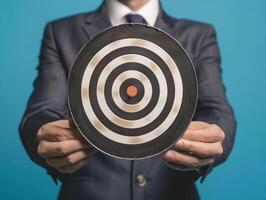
[106,0,160,26]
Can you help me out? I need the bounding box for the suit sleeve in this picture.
[193,25,237,181]
[19,22,69,175]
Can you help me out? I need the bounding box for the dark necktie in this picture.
[125,14,148,25]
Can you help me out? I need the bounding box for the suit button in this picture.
[136,174,146,187]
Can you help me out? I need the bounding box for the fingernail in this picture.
[163,151,173,161]
[176,139,183,145]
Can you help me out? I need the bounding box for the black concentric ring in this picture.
[119,78,144,104]
[105,62,159,120]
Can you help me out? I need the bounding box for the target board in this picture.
[68,24,198,159]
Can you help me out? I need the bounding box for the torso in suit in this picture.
[19,2,236,200]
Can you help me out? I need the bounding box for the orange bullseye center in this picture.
[126,85,138,97]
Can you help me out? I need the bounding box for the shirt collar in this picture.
[106,0,160,26]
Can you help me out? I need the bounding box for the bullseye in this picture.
[127,85,138,97]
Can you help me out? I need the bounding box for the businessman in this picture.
[20,0,237,199]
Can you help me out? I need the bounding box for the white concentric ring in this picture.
[97,54,167,129]
[81,38,183,144]
[112,70,152,113]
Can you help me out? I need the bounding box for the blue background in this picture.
[0,0,265,199]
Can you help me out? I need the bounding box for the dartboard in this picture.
[68,24,198,159]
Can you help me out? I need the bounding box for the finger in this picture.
[187,121,209,130]
[175,139,223,158]
[50,120,71,129]
[182,125,224,143]
[163,159,196,171]
[58,159,89,174]
[46,149,95,168]
[163,150,214,168]
[38,139,92,158]
[165,162,193,171]
[37,125,83,142]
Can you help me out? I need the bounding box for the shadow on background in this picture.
[0,0,265,199]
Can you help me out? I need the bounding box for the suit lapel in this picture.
[82,3,112,40]
[154,5,177,38]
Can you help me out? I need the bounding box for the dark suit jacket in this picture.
[19,2,236,200]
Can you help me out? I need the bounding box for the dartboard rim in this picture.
[68,24,198,160]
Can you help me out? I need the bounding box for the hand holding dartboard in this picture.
[68,24,198,159]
